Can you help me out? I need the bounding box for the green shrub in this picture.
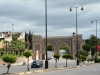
[89,58,93,64]
[1,51,4,56]
[2,55,16,73]
[23,51,32,71]
[98,58,100,63]
[90,58,93,61]
[98,52,100,56]
[80,56,86,62]
[87,59,90,62]
[94,58,99,63]
[54,54,60,68]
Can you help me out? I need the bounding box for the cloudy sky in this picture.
[0,0,100,39]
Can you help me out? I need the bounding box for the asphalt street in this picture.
[30,64,100,75]
[0,59,94,74]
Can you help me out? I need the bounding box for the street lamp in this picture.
[70,5,84,65]
[91,19,100,58]
[12,24,14,40]
[45,0,48,69]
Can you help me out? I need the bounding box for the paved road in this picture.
[0,59,94,74]
[30,64,100,75]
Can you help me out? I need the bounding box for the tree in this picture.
[82,44,90,52]
[62,54,73,67]
[25,32,27,42]
[79,50,88,64]
[85,39,90,44]
[2,55,16,73]
[3,40,9,54]
[83,35,100,59]
[91,46,96,59]
[0,48,5,56]
[79,50,89,57]
[25,32,29,49]
[10,37,25,55]
[60,44,69,54]
[47,44,53,51]
[53,54,60,68]
[17,39,26,55]
[23,51,32,71]
[28,31,33,50]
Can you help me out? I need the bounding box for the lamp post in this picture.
[70,5,84,65]
[12,24,14,40]
[91,19,100,58]
[45,0,48,69]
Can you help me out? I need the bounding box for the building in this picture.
[0,31,24,48]
[32,33,85,60]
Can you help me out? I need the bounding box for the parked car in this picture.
[47,57,52,60]
[31,60,43,68]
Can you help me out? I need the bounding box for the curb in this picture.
[34,70,44,73]
[17,72,25,75]
[1,63,100,75]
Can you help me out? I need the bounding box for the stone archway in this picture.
[32,33,83,60]
[58,43,70,53]
[58,43,70,59]
[48,43,55,53]
[44,43,56,58]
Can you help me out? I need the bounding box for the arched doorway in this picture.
[44,43,56,59]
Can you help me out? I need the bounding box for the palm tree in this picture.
[3,40,9,54]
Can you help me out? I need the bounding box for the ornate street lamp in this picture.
[70,5,84,65]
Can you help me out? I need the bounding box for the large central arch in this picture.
[58,43,70,51]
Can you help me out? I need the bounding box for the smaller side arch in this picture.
[44,43,56,52]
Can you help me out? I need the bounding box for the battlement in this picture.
[32,35,42,41]
[33,35,42,37]
[43,36,72,38]
[32,34,82,40]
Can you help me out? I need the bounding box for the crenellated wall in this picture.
[43,36,72,38]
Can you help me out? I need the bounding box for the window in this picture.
[75,44,80,50]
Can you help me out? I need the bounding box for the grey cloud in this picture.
[0,0,99,39]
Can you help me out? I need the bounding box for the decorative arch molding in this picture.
[57,41,70,47]
[48,41,56,46]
